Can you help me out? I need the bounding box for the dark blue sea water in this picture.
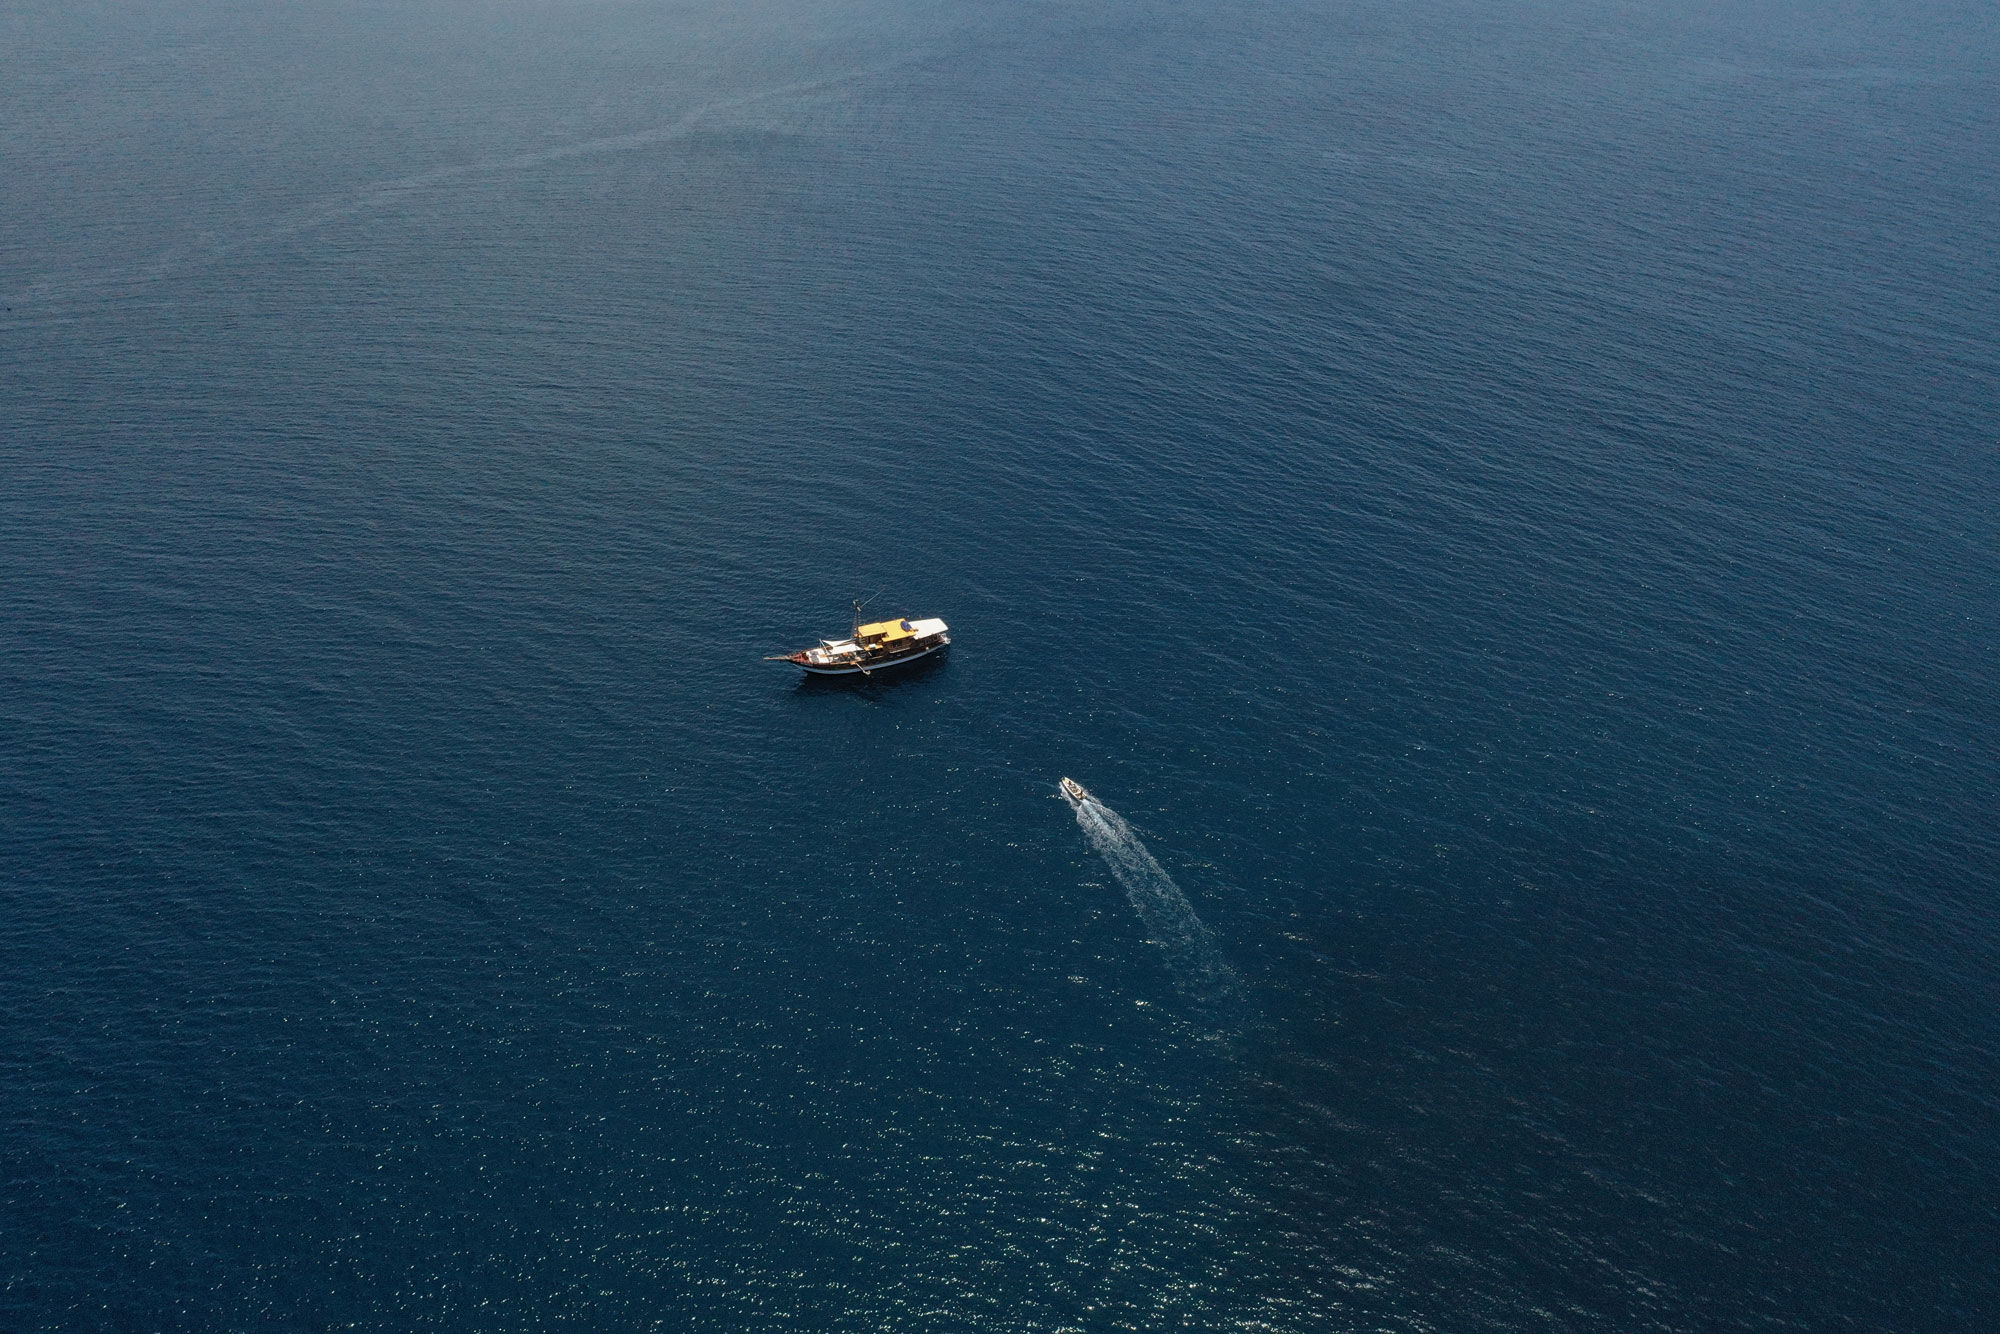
[4,1,1997,1328]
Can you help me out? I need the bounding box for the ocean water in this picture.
[3,0,1997,1328]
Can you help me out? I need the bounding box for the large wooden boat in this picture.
[768,605,950,676]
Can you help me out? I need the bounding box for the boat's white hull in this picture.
[797,639,948,676]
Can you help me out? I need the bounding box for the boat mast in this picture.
[851,590,882,639]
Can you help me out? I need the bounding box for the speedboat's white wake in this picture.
[1061,779,1238,1002]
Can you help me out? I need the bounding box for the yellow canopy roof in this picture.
[857,618,916,641]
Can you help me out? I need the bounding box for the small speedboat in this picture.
[1059,777,1091,805]
[767,602,949,677]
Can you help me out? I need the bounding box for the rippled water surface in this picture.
[4,0,1997,1328]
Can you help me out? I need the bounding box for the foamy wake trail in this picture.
[7,53,932,309]
[1072,797,1238,1002]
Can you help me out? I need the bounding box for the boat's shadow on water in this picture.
[788,649,951,697]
